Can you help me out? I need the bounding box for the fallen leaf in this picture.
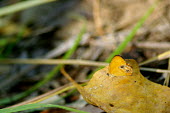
[61,55,170,113]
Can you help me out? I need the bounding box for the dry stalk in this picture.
[93,0,103,35]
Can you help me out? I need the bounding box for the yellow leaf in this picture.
[61,56,170,113]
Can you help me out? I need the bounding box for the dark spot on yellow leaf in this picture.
[109,103,114,107]
[120,65,124,68]
[106,73,109,76]
[126,69,130,72]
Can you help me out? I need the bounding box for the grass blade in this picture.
[87,1,157,79]
[0,103,89,113]
[0,0,56,17]
[0,23,86,105]
[105,2,156,63]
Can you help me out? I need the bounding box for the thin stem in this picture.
[0,0,56,17]
[0,59,108,67]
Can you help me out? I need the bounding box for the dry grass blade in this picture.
[163,58,170,86]
[9,83,74,108]
[0,59,108,67]
[135,42,170,49]
[93,0,103,35]
[139,50,170,66]
[140,67,170,73]
[1,58,170,74]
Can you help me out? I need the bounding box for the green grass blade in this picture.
[0,0,56,17]
[105,2,156,63]
[0,103,89,113]
[87,2,157,79]
[0,24,86,105]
